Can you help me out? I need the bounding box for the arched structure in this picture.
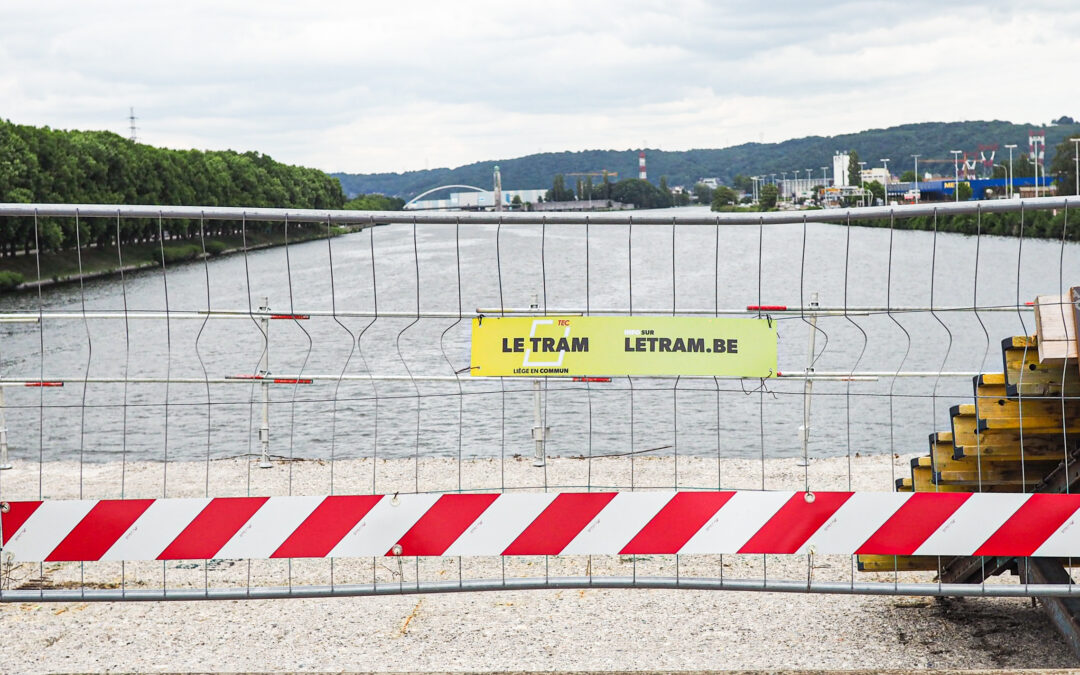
[403,185,487,210]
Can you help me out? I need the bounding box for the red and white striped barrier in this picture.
[3,491,1080,562]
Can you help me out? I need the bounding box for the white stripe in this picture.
[1032,506,1080,557]
[215,496,325,560]
[560,492,674,555]
[796,492,911,555]
[327,493,440,558]
[914,493,1030,556]
[5,500,96,562]
[678,491,793,555]
[443,493,556,556]
[101,498,211,561]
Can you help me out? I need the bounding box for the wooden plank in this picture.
[1035,294,1077,362]
[857,554,940,572]
[1074,287,1080,378]
[930,433,1059,474]
[1002,336,1080,396]
[953,434,1066,461]
[911,456,967,492]
[934,468,1042,487]
[973,376,1080,426]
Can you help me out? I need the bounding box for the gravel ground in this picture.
[1,454,1077,673]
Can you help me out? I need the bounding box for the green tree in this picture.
[759,184,778,210]
[865,180,885,205]
[731,174,753,193]
[900,170,916,182]
[692,183,714,204]
[609,178,668,208]
[711,186,738,210]
[546,174,574,202]
[1049,138,1078,195]
[658,176,673,207]
[847,150,861,187]
[956,181,973,201]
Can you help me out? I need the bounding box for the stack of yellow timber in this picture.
[858,292,1080,573]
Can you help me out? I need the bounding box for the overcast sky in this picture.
[2,1,1077,175]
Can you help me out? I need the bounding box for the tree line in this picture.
[544,173,691,209]
[0,119,348,256]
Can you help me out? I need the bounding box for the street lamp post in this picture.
[1004,144,1017,198]
[1071,138,1080,196]
[1032,137,1041,198]
[911,154,920,203]
[950,150,962,202]
[880,159,890,206]
[780,171,787,202]
[995,164,1009,198]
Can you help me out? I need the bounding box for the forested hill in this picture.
[0,119,344,209]
[333,119,1080,199]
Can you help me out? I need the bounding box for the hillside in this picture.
[333,119,1080,199]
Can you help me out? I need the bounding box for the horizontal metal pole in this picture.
[1,370,998,387]
[0,196,1072,226]
[476,305,1032,316]
[1,574,1077,603]
[0,303,1034,323]
[0,310,467,321]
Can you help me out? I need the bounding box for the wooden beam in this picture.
[1073,287,1080,378]
[1002,336,1080,396]
[973,376,1080,429]
[1034,294,1078,362]
[857,555,940,572]
[950,409,1069,456]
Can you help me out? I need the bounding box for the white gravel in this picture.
[1,454,1077,672]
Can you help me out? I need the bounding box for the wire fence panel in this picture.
[1,198,1078,601]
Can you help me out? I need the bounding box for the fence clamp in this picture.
[0,501,8,513]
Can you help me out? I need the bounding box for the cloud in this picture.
[2,1,1077,173]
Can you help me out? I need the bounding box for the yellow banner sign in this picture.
[470,316,777,377]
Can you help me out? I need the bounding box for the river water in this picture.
[1,206,1076,467]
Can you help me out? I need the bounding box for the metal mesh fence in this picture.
[0,198,1078,601]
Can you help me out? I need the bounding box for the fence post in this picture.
[529,293,548,467]
[0,384,10,470]
[258,297,272,469]
[799,292,819,469]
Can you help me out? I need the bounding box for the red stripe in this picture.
[856,492,971,555]
[390,494,499,556]
[739,492,853,554]
[271,495,382,558]
[1,501,42,546]
[502,493,616,555]
[157,497,268,560]
[975,494,1080,557]
[26,381,63,387]
[620,492,735,554]
[46,499,154,562]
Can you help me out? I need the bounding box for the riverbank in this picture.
[0,224,365,293]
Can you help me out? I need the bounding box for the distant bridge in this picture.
[403,185,487,210]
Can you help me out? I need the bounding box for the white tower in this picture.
[493,165,503,212]
[638,151,647,181]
